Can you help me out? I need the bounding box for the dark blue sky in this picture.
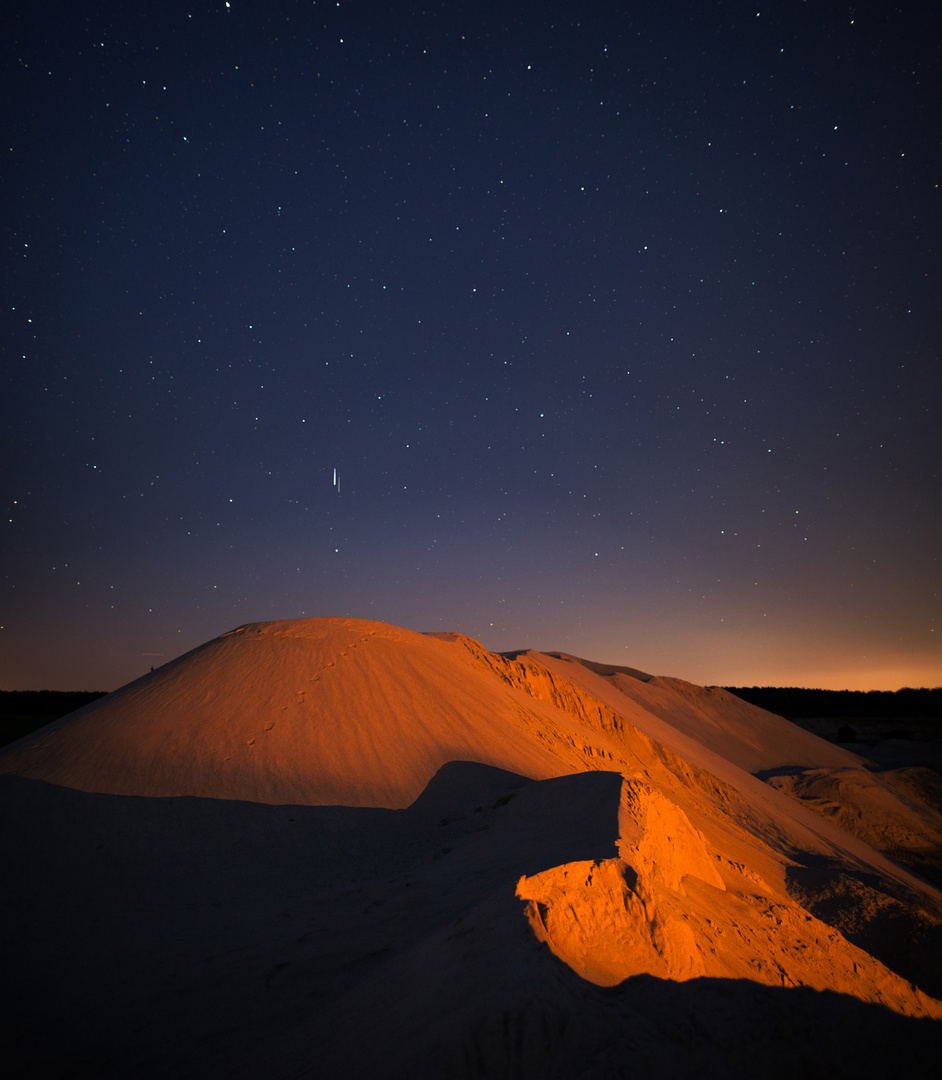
[3,0,940,690]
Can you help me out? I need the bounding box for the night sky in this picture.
[3,1,940,692]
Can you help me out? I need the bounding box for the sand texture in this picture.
[1,617,940,1077]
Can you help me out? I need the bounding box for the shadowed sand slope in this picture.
[2,618,942,1078]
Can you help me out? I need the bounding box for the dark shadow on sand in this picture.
[2,768,940,1080]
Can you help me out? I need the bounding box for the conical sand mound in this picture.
[0,618,586,806]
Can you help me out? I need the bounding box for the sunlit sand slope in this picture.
[1,619,588,806]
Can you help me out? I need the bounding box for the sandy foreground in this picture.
[1,617,940,1077]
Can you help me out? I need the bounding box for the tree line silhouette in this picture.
[0,690,107,715]
[723,685,942,720]
[0,691,108,748]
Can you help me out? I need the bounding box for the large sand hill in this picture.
[1,617,940,1077]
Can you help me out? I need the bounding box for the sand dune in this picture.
[1,617,940,1077]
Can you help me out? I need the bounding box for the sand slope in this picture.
[2,617,941,1077]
